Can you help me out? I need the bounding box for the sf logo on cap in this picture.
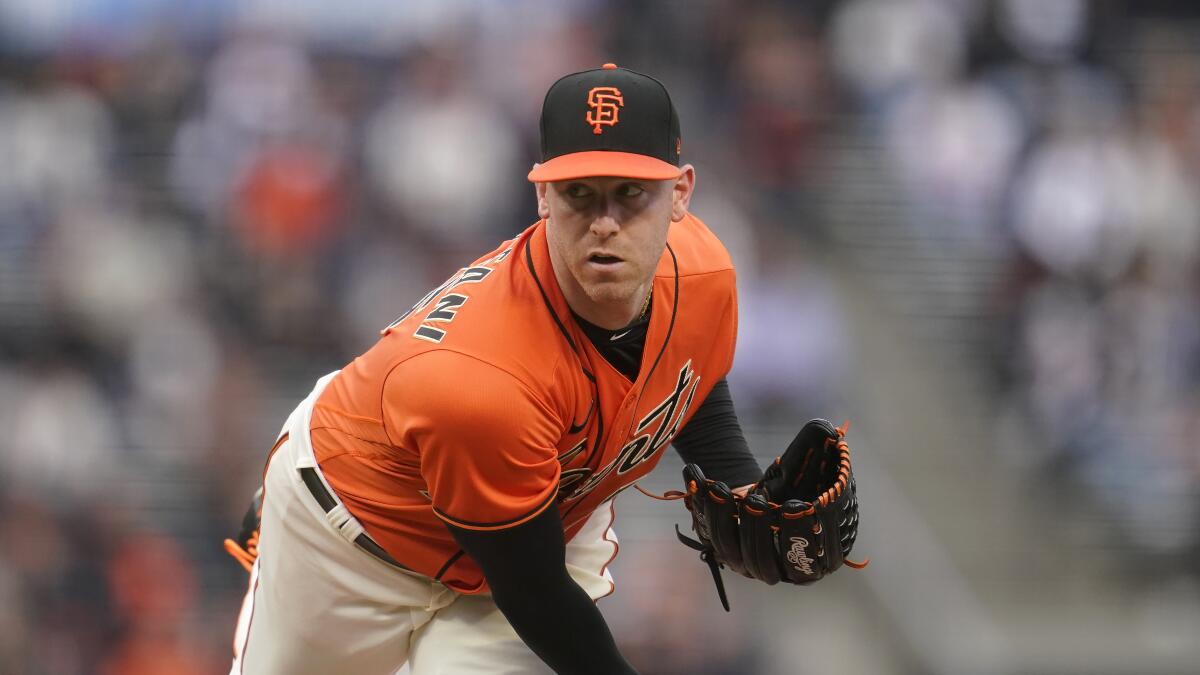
[586,87,624,134]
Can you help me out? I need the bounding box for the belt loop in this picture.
[298,467,411,572]
[325,503,365,543]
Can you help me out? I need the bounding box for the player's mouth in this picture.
[586,252,625,269]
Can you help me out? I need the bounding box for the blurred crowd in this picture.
[0,0,1198,673]
[827,0,1200,563]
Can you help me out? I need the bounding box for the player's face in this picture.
[538,167,695,328]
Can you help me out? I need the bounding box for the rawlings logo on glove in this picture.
[675,419,868,610]
[786,537,815,575]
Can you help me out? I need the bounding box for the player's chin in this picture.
[581,278,637,305]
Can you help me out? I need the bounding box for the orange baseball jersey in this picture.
[309,214,737,593]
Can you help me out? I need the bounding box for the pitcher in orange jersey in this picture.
[225,64,764,675]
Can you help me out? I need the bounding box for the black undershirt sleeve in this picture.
[671,378,762,488]
[446,507,637,675]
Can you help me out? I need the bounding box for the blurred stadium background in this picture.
[1,0,1199,673]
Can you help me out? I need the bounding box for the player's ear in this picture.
[533,173,550,219]
[670,165,695,222]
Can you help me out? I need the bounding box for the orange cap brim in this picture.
[527,151,682,182]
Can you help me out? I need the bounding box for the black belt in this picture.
[299,467,410,571]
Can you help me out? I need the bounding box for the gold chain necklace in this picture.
[639,287,653,319]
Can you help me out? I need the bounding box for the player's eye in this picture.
[564,183,593,199]
[618,183,645,198]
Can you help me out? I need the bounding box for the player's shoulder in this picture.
[379,229,574,401]
[664,212,735,278]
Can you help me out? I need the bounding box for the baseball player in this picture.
[224,63,862,675]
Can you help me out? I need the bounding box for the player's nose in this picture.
[589,214,620,238]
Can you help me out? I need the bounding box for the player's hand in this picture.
[223,487,263,573]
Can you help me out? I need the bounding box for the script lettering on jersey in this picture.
[380,244,513,342]
[560,360,700,503]
[555,438,590,494]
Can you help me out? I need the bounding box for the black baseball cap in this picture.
[527,63,682,183]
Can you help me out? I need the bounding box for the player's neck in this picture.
[550,261,650,329]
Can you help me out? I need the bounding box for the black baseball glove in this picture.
[677,419,866,610]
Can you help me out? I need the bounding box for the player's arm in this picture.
[671,378,760,490]
[446,510,637,675]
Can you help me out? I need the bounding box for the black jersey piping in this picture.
[434,549,466,580]
[583,397,606,473]
[567,399,595,434]
[639,242,680,397]
[525,239,581,359]
[434,486,558,531]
